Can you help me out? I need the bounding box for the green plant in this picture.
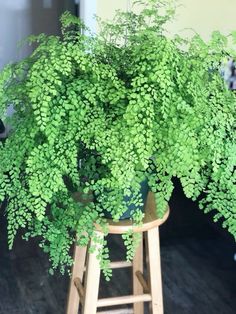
[0,0,235,279]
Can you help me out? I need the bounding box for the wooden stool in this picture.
[66,192,169,314]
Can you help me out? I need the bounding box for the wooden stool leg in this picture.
[66,244,87,314]
[147,227,163,314]
[133,233,144,314]
[144,232,152,314]
[83,231,104,314]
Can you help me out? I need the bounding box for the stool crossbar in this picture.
[66,192,169,314]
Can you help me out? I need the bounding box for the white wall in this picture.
[0,0,75,70]
[97,0,236,40]
[80,0,97,34]
[167,0,236,40]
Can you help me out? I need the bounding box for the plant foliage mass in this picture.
[0,0,235,278]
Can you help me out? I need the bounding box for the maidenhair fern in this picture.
[0,0,235,279]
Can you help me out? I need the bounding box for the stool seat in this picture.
[95,192,169,234]
[66,191,169,314]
